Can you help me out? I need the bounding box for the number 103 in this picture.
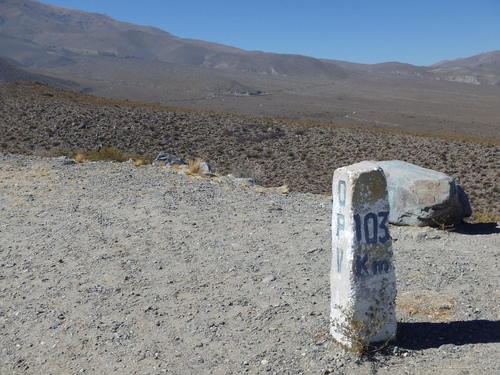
[353,212,390,244]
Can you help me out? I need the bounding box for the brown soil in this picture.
[1,81,498,218]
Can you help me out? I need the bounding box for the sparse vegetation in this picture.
[186,158,203,175]
[72,147,152,164]
[431,215,457,231]
[397,291,454,320]
[471,212,500,223]
[331,303,392,355]
[1,82,498,222]
[132,159,145,167]
[276,184,289,194]
[74,152,86,163]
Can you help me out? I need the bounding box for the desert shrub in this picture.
[74,153,86,163]
[73,147,153,164]
[186,158,202,175]
[133,159,144,167]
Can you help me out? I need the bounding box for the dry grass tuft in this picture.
[254,186,266,193]
[471,212,500,223]
[133,159,144,167]
[74,153,86,163]
[73,147,152,164]
[186,158,203,175]
[37,168,49,177]
[171,163,184,170]
[397,291,454,320]
[330,302,392,355]
[431,217,456,231]
[276,184,289,194]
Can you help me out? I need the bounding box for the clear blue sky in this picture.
[42,0,500,66]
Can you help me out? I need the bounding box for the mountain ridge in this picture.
[1,0,499,82]
[0,0,499,140]
[432,50,500,68]
[0,0,346,78]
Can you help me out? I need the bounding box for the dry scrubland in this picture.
[0,82,498,219]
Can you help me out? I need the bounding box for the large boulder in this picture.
[374,161,471,227]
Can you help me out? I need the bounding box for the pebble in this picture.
[262,275,277,283]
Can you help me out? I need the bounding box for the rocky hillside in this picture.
[0,81,498,219]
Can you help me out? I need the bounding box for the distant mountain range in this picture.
[1,0,499,139]
[0,0,347,79]
[1,0,499,84]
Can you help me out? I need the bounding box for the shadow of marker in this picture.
[454,222,499,235]
[397,320,500,350]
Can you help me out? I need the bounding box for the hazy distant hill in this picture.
[433,50,500,69]
[0,56,80,89]
[429,51,500,86]
[0,0,499,139]
[0,0,498,83]
[0,0,346,78]
[0,56,47,81]
[321,59,434,79]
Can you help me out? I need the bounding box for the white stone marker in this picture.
[330,161,396,350]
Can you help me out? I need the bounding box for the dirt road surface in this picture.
[1,154,498,374]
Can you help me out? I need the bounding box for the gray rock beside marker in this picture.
[233,177,257,186]
[375,160,472,227]
[199,161,213,173]
[330,161,397,350]
[152,152,186,167]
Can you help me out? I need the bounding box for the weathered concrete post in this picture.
[330,161,397,350]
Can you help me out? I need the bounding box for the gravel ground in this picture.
[0,82,498,219]
[1,154,499,374]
